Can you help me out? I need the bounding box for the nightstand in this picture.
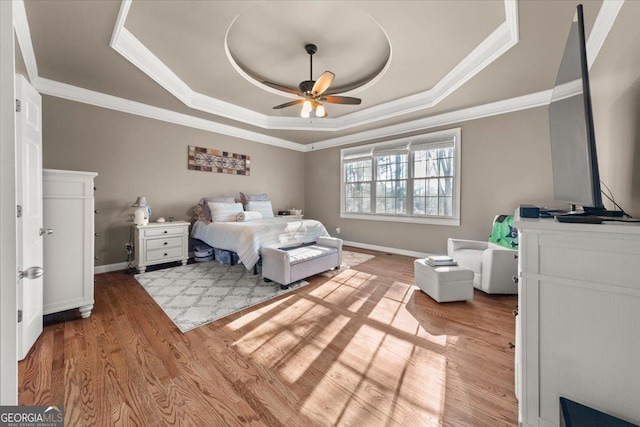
[134,221,189,273]
[277,214,304,219]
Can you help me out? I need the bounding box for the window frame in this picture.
[340,128,461,226]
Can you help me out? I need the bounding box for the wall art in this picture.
[188,146,250,176]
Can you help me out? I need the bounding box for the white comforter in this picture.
[191,218,329,270]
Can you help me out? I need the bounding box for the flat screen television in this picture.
[548,4,621,217]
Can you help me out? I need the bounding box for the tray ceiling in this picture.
[19,0,608,149]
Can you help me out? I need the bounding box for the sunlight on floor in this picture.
[225,293,297,331]
[226,270,455,426]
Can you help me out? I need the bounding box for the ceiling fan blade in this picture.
[311,71,335,96]
[273,99,305,110]
[263,81,302,96]
[319,95,362,105]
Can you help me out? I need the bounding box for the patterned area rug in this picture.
[135,250,374,332]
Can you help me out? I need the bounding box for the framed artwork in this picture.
[188,146,250,176]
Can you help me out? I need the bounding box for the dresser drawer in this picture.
[143,226,186,237]
[146,246,184,262]
[146,236,183,250]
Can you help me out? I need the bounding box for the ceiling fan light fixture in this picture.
[267,43,360,119]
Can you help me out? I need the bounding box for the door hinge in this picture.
[17,310,22,323]
[15,99,21,113]
[17,205,22,218]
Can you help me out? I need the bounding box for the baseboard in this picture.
[94,262,128,274]
[342,240,431,259]
[95,251,196,275]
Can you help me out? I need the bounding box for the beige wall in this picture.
[305,107,557,255]
[590,0,640,217]
[41,96,306,266]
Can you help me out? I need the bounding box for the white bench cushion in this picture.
[285,245,338,266]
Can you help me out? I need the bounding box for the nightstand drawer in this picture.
[146,246,184,262]
[146,236,183,250]
[143,227,185,237]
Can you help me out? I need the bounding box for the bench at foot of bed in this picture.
[261,237,343,290]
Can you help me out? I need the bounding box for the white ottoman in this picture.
[414,259,474,302]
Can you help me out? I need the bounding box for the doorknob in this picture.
[39,228,53,236]
[18,266,43,280]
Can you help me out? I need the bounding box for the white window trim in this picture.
[340,128,461,226]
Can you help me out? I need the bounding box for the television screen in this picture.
[548,5,603,211]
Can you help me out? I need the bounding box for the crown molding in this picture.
[307,89,552,151]
[112,26,272,127]
[32,77,306,152]
[12,0,38,82]
[322,0,519,131]
[587,0,625,69]
[13,0,622,153]
[111,0,520,132]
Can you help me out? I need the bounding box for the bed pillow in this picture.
[245,200,274,218]
[239,192,268,206]
[198,196,236,221]
[207,202,244,222]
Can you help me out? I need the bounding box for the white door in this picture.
[1,0,18,404]
[16,74,43,361]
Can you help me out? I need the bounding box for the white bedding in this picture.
[191,218,329,270]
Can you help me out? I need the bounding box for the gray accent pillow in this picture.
[239,192,268,206]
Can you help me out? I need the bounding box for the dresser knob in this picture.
[512,275,519,284]
[94,233,99,236]
[164,230,168,234]
[94,210,98,214]
[508,342,516,349]
[513,253,518,259]
[164,253,168,256]
[164,242,168,245]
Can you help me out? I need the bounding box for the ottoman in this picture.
[414,259,474,302]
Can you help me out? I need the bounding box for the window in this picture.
[340,128,460,226]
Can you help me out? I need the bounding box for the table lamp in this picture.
[131,196,151,225]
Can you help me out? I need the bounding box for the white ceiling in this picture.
[18,0,612,150]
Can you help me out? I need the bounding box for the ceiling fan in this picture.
[263,43,362,118]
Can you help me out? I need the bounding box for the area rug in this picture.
[134,251,374,332]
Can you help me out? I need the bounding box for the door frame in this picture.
[0,0,18,404]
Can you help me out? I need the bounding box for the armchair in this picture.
[447,215,518,294]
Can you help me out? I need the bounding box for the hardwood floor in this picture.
[19,248,518,426]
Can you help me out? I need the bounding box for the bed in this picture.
[191,217,329,270]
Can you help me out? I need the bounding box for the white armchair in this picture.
[447,215,518,294]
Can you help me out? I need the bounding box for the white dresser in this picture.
[134,221,189,273]
[514,212,640,426]
[43,169,97,318]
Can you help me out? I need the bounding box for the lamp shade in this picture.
[131,196,149,207]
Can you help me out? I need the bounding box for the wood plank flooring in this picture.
[19,248,518,426]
